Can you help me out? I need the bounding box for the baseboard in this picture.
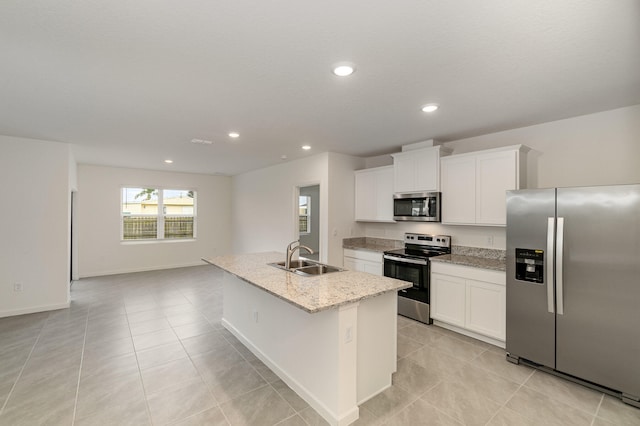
[78,261,206,278]
[433,320,506,349]
[0,301,71,319]
[221,318,359,426]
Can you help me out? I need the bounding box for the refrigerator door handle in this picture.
[547,217,555,313]
[556,217,565,315]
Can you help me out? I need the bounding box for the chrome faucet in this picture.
[285,240,314,269]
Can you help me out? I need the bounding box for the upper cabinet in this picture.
[391,146,451,193]
[354,166,394,222]
[441,145,529,226]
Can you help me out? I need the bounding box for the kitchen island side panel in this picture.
[222,271,401,426]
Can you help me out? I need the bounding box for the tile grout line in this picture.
[124,298,156,426]
[166,294,232,426]
[70,311,90,425]
[0,315,48,416]
[483,375,530,426]
[517,372,603,423]
[215,324,313,424]
[590,393,605,426]
[214,327,270,424]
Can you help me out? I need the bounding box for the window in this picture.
[299,195,310,234]
[121,187,196,240]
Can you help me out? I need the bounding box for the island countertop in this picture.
[203,252,411,313]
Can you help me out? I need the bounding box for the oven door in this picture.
[383,255,430,304]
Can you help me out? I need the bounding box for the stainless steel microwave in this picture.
[393,192,441,222]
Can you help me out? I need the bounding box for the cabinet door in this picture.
[415,149,439,192]
[362,261,383,276]
[466,279,506,340]
[476,150,517,225]
[441,156,476,224]
[375,167,394,221]
[355,171,376,221]
[343,257,358,271]
[393,155,415,193]
[430,273,466,327]
[355,167,394,222]
[344,256,382,276]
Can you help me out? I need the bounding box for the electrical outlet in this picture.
[345,326,353,343]
[486,236,494,246]
[252,310,259,323]
[13,283,23,292]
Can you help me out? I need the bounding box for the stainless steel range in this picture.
[383,233,451,324]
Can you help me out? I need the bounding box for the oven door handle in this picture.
[383,255,428,265]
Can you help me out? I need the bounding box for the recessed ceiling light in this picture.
[164,159,173,164]
[228,132,240,138]
[332,63,356,77]
[421,104,439,113]
[302,145,311,150]
[281,155,288,160]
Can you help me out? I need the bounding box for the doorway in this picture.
[298,185,320,261]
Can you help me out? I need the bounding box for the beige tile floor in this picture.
[0,265,639,425]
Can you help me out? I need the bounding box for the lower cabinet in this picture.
[431,262,505,342]
[343,248,383,276]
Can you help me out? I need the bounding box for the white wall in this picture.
[231,152,366,265]
[77,164,231,277]
[232,153,330,261]
[327,153,365,266]
[443,104,640,189]
[0,136,74,317]
[362,105,640,250]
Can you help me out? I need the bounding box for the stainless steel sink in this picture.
[271,259,317,269]
[293,264,343,276]
[268,259,344,276]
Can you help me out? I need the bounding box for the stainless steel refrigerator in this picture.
[506,184,640,407]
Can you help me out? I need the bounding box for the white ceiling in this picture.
[1,1,639,176]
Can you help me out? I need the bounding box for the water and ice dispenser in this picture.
[515,248,544,283]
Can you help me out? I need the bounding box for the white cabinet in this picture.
[430,273,466,327]
[343,248,383,276]
[441,145,528,226]
[391,146,450,193]
[466,279,506,340]
[439,155,476,224]
[354,166,394,222]
[431,262,506,342]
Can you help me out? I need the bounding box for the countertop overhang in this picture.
[203,252,412,313]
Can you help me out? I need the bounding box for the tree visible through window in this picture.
[299,195,310,234]
[121,187,196,240]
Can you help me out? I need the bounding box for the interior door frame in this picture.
[293,182,322,262]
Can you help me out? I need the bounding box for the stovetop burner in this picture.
[383,233,451,259]
[384,247,448,259]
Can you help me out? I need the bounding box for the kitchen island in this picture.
[203,252,411,426]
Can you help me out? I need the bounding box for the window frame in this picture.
[121,187,197,242]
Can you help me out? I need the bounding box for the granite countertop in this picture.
[202,252,411,313]
[430,254,506,271]
[430,246,506,272]
[342,237,403,253]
